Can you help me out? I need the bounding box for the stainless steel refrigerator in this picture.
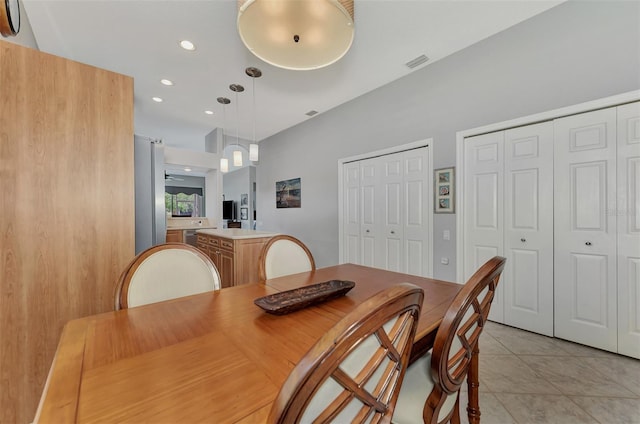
[134,135,166,254]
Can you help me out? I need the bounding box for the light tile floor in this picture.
[455,322,640,424]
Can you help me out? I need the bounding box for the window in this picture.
[165,187,204,217]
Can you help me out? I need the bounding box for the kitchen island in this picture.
[195,229,279,287]
[166,217,217,244]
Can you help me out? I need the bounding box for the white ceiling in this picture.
[23,0,563,156]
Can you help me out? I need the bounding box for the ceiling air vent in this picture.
[405,54,429,69]
[305,110,319,117]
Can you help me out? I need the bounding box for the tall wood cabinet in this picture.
[461,97,640,358]
[0,41,134,422]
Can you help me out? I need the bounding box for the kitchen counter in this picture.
[167,217,216,231]
[168,224,217,230]
[196,228,279,240]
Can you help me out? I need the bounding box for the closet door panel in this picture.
[504,122,554,336]
[554,108,617,352]
[342,147,430,276]
[404,148,430,277]
[617,101,640,358]
[343,162,361,264]
[464,131,504,322]
[380,153,404,271]
[360,159,378,267]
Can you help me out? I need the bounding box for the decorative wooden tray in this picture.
[255,280,356,315]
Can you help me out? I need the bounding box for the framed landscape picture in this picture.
[434,167,455,213]
[276,177,301,208]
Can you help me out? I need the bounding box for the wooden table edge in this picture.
[33,318,90,423]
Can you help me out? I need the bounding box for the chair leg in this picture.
[466,342,481,424]
[450,395,461,424]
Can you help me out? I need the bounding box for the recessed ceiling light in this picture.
[160,79,174,86]
[152,97,163,103]
[205,110,214,115]
[179,40,196,51]
[184,168,192,172]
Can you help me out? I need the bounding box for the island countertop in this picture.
[195,228,279,240]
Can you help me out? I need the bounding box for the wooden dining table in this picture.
[34,264,471,423]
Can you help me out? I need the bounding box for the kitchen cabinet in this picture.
[166,229,184,243]
[196,230,277,287]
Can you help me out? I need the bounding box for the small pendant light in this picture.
[246,67,262,162]
[229,83,245,167]
[217,96,231,173]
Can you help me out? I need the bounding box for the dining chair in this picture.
[258,234,316,280]
[113,242,221,310]
[268,283,424,424]
[392,256,506,424]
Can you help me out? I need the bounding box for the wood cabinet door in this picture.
[166,230,183,243]
[218,250,235,288]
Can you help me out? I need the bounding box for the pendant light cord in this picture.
[235,91,240,147]
[252,76,256,144]
[222,103,227,148]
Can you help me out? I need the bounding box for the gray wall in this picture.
[223,166,256,228]
[256,0,640,281]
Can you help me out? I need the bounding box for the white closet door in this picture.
[617,101,640,359]
[554,108,618,352]
[360,157,379,268]
[379,152,404,272]
[344,147,430,276]
[404,148,430,277]
[464,131,505,322]
[504,123,554,336]
[343,161,361,264]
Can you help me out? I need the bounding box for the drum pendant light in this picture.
[237,0,354,71]
[229,84,245,167]
[217,96,231,173]
[246,67,262,162]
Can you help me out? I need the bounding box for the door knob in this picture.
[520,238,526,242]
[585,242,592,246]
[365,229,370,233]
[391,230,395,234]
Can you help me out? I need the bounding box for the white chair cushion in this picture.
[264,239,313,279]
[127,249,219,307]
[392,353,458,424]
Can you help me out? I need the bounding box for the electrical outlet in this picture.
[443,230,450,240]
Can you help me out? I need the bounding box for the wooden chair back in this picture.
[258,235,316,280]
[268,283,424,424]
[426,256,506,423]
[113,242,221,310]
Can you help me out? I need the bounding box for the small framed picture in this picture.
[240,207,248,220]
[435,167,455,213]
[240,193,248,206]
